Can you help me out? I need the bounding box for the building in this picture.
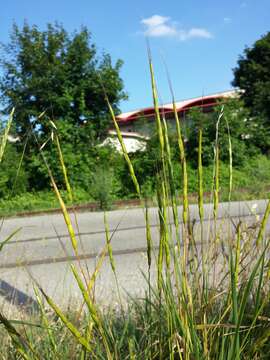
[106,90,238,152]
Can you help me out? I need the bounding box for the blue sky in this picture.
[1,0,269,113]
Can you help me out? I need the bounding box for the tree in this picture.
[185,99,259,167]
[232,32,270,120]
[0,22,127,143]
[0,22,127,191]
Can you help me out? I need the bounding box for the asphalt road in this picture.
[0,199,268,310]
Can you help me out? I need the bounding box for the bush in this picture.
[185,99,259,167]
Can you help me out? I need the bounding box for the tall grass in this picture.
[1,58,270,360]
[0,108,14,164]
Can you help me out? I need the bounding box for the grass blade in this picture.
[0,108,14,163]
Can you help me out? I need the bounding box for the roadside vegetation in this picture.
[0,26,270,215]
[0,27,270,359]
[1,153,270,217]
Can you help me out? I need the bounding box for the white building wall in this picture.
[102,131,147,153]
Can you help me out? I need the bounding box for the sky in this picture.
[0,0,269,113]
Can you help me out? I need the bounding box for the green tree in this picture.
[185,100,259,167]
[232,32,270,120]
[0,22,126,143]
[0,22,127,191]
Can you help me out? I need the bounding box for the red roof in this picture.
[116,90,237,124]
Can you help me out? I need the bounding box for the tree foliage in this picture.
[233,32,270,120]
[0,22,126,143]
[0,22,127,193]
[184,99,259,166]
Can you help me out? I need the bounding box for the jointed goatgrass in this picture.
[213,108,223,223]
[0,108,14,164]
[1,58,270,359]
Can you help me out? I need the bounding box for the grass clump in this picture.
[1,56,270,360]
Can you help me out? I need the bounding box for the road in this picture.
[0,199,268,311]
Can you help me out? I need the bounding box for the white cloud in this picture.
[141,15,177,37]
[141,15,212,41]
[141,15,168,28]
[181,28,212,40]
[223,17,232,24]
